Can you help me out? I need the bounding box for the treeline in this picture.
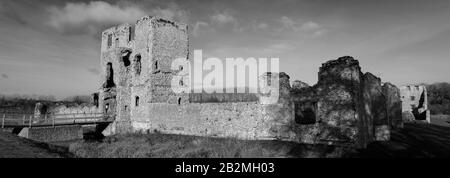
[427,82,450,115]
[0,93,92,105]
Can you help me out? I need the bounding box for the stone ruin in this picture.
[400,85,430,123]
[289,57,404,147]
[31,16,427,148]
[84,15,406,149]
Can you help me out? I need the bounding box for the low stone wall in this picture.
[189,93,259,103]
[129,102,294,140]
[18,125,83,142]
[46,104,101,119]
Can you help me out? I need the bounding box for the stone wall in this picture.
[96,16,403,148]
[400,85,430,123]
[18,125,83,142]
[44,104,101,119]
[316,56,367,147]
[125,72,295,141]
[189,93,258,103]
[363,72,389,141]
[131,102,275,140]
[289,56,402,148]
[383,83,403,129]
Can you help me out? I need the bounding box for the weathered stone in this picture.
[92,16,399,148]
[33,102,47,120]
[400,85,430,123]
[382,83,403,129]
[315,56,366,147]
[363,72,389,141]
[291,80,310,90]
[18,125,83,142]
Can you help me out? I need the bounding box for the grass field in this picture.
[67,120,450,158]
[430,115,450,127]
[0,130,72,158]
[2,117,450,158]
[68,133,352,158]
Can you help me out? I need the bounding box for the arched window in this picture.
[135,96,140,107]
[105,62,115,88]
[107,34,112,48]
[121,50,131,67]
[134,55,142,75]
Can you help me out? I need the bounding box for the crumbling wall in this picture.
[291,85,317,125]
[400,85,430,123]
[100,23,136,134]
[123,16,190,135]
[131,72,295,140]
[383,83,403,129]
[144,17,189,104]
[18,125,83,142]
[289,56,400,147]
[315,56,366,147]
[363,72,389,141]
[45,104,101,119]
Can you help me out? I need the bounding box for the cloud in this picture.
[1,73,9,79]
[192,21,211,37]
[149,3,190,23]
[276,16,326,36]
[87,67,100,75]
[47,1,145,35]
[255,22,269,30]
[46,1,189,35]
[210,10,237,26]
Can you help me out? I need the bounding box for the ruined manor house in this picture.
[35,16,430,148]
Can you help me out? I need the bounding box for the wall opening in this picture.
[129,26,135,42]
[122,50,131,67]
[295,103,316,125]
[134,54,141,75]
[178,97,181,105]
[93,93,99,107]
[105,103,110,113]
[107,34,112,48]
[154,61,158,70]
[105,62,115,88]
[135,96,140,107]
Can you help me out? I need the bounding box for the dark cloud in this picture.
[1,73,9,79]
[45,1,189,36]
[0,0,28,25]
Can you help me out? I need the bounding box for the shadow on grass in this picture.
[66,122,450,158]
[353,123,450,158]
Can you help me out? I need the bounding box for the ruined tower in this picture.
[99,16,189,135]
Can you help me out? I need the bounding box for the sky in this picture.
[1,0,450,99]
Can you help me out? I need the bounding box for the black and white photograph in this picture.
[0,0,449,175]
